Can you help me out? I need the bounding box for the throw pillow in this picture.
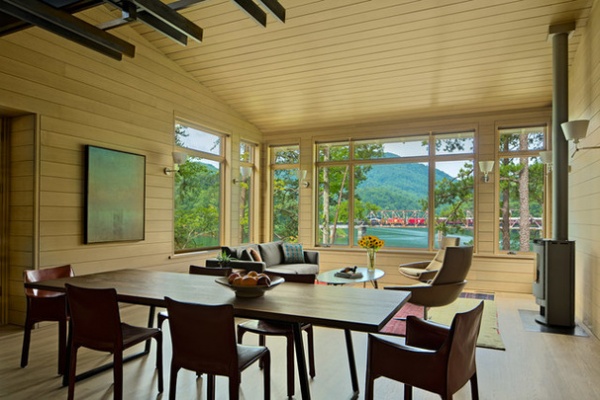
[282,243,305,264]
[249,248,262,262]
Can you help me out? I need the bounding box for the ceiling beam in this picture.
[131,0,203,43]
[256,0,284,23]
[0,0,125,60]
[233,0,267,27]
[0,0,103,36]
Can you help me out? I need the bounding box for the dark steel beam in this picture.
[233,0,267,27]
[4,0,135,56]
[256,0,285,22]
[131,0,203,42]
[0,0,124,59]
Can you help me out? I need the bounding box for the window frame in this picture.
[173,120,227,254]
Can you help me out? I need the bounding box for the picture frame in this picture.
[85,145,146,243]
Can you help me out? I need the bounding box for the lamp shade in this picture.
[478,161,494,173]
[172,151,188,164]
[561,120,589,143]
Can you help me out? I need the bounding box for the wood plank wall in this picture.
[569,0,600,339]
[0,7,263,325]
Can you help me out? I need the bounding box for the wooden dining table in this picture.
[26,268,411,400]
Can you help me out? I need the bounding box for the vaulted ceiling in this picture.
[0,0,595,134]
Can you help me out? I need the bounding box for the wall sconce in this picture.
[562,119,599,157]
[478,161,494,183]
[539,150,553,173]
[164,151,188,175]
[233,166,252,184]
[298,169,310,188]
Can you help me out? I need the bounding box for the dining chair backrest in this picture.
[165,297,237,377]
[189,265,232,276]
[65,284,122,351]
[24,265,74,297]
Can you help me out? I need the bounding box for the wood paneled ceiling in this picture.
[5,1,597,134]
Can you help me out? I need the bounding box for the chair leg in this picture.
[229,375,240,400]
[20,319,33,369]
[306,326,316,378]
[364,365,374,400]
[404,384,413,400]
[207,374,216,400]
[285,332,295,398]
[67,346,78,400]
[113,350,123,400]
[58,319,67,375]
[470,372,479,400]
[262,350,271,400]
[156,334,164,393]
[258,334,266,370]
[169,365,179,400]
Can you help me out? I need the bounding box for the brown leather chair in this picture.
[365,301,484,400]
[399,236,460,282]
[65,284,163,400]
[165,297,270,400]
[237,272,316,399]
[157,265,232,329]
[21,264,74,374]
[386,246,473,319]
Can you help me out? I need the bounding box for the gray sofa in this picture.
[206,241,319,275]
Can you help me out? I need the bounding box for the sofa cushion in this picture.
[258,241,283,268]
[282,243,305,264]
[266,263,319,275]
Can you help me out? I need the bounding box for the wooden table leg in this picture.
[344,329,360,398]
[292,323,311,399]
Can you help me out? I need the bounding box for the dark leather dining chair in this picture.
[237,272,316,399]
[365,301,484,400]
[157,265,232,329]
[65,284,163,400]
[165,297,270,400]
[21,264,74,375]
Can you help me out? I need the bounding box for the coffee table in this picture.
[317,267,385,289]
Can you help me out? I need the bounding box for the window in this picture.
[271,145,300,242]
[316,132,474,250]
[239,141,255,244]
[498,125,547,252]
[173,122,225,252]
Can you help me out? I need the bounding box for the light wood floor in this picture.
[1,292,599,400]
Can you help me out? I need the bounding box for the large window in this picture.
[498,125,547,253]
[173,122,225,252]
[239,141,255,244]
[316,132,474,250]
[271,145,300,242]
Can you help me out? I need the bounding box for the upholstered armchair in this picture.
[398,236,460,282]
[387,246,473,319]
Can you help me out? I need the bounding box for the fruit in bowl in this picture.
[216,271,283,297]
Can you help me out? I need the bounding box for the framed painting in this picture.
[85,145,146,243]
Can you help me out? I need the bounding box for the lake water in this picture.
[327,226,473,248]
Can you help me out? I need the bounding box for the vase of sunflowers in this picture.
[358,235,384,272]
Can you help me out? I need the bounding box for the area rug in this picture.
[380,298,505,350]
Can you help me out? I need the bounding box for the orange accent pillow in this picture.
[249,248,262,262]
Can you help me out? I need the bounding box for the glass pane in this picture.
[317,166,350,246]
[434,160,474,248]
[272,145,299,164]
[317,142,350,161]
[354,136,428,159]
[239,166,252,244]
[240,142,253,163]
[174,156,221,251]
[354,162,429,248]
[272,168,299,241]
[498,156,544,252]
[499,126,546,152]
[175,124,222,155]
[435,132,475,155]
